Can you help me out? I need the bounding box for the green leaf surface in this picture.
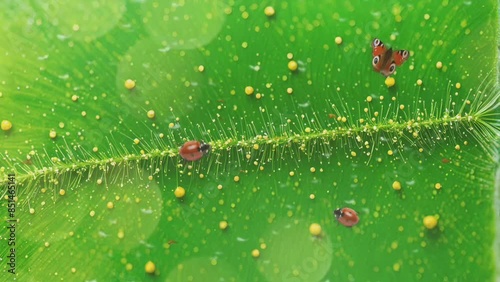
[0,1,499,281]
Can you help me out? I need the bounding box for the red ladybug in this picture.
[179,141,211,161]
[333,207,359,227]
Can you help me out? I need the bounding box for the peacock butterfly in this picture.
[371,38,409,77]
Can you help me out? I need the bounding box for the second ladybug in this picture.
[334,207,359,227]
[179,140,211,161]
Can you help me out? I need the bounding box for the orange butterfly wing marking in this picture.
[392,50,409,66]
[371,38,387,72]
[372,38,409,76]
[372,38,386,56]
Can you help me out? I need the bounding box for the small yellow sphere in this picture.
[436,61,443,69]
[219,221,228,230]
[385,77,396,87]
[334,36,343,45]
[49,130,57,139]
[392,181,402,191]
[145,261,156,274]
[1,120,12,131]
[147,110,155,119]
[288,60,298,71]
[309,223,322,236]
[423,215,438,229]
[125,79,136,90]
[174,187,186,198]
[251,249,260,258]
[245,86,254,95]
[264,6,275,17]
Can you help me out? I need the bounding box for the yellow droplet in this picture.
[423,215,438,229]
[49,130,57,139]
[286,87,293,94]
[251,249,260,258]
[288,60,298,71]
[309,223,322,236]
[387,150,394,156]
[416,79,423,86]
[385,77,396,87]
[392,181,402,190]
[198,65,205,72]
[71,95,79,102]
[436,61,443,69]
[366,96,373,102]
[133,138,140,145]
[234,176,240,182]
[435,183,442,190]
[117,229,125,239]
[59,189,66,196]
[455,82,461,89]
[335,36,343,45]
[264,6,275,17]
[219,221,228,230]
[145,261,156,274]
[309,194,315,200]
[147,110,155,119]
[107,201,114,209]
[125,79,136,90]
[1,120,12,131]
[174,187,185,198]
[351,151,357,157]
[310,167,316,173]
[305,127,311,133]
[245,86,254,95]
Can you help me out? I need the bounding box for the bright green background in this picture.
[0,1,498,281]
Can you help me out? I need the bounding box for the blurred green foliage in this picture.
[0,0,498,281]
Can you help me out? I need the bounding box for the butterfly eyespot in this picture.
[372,55,380,66]
[402,50,409,58]
[373,38,381,47]
[389,63,396,73]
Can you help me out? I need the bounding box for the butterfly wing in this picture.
[393,50,409,66]
[379,49,409,77]
[371,38,387,72]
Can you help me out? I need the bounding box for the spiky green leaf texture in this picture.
[0,1,499,281]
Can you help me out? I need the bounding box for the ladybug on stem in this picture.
[179,140,211,161]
